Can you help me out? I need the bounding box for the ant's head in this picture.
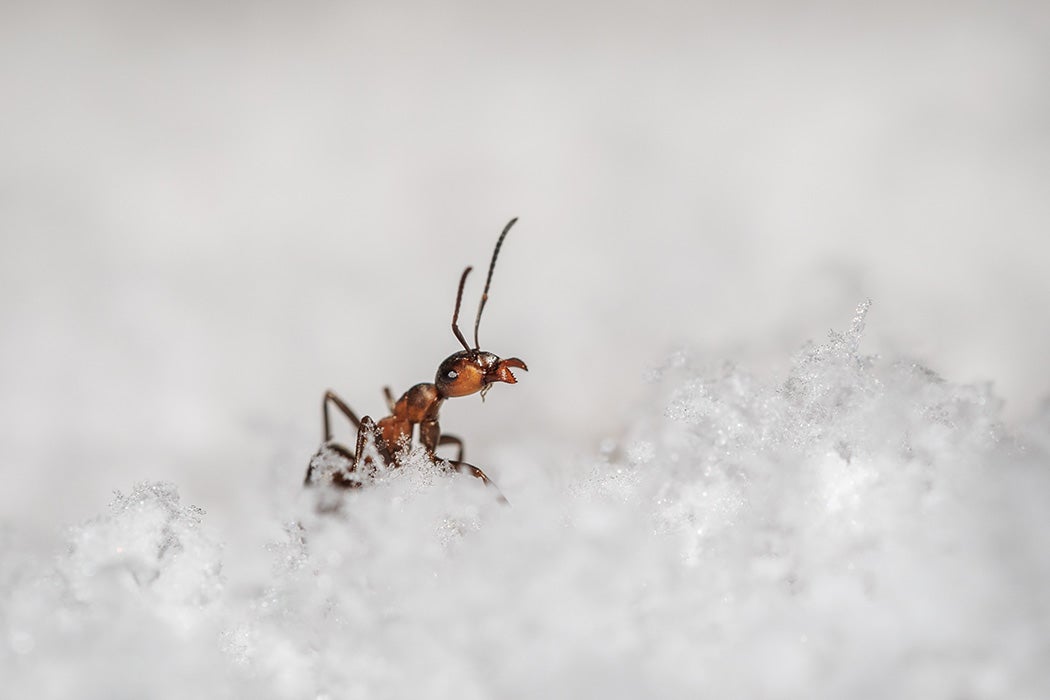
[435,350,527,399]
[434,218,528,400]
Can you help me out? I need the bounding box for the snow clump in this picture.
[2,301,1049,699]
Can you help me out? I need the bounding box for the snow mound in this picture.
[601,301,1050,697]
[62,482,224,612]
[3,301,1049,699]
[2,483,230,699]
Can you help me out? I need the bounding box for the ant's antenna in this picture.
[451,266,473,353]
[473,217,518,350]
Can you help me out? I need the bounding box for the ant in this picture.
[304,218,527,497]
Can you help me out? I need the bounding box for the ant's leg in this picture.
[322,390,361,442]
[449,460,491,485]
[304,416,382,489]
[448,460,509,505]
[304,440,357,487]
[353,416,382,473]
[420,421,465,464]
[420,420,440,459]
[437,434,465,463]
[382,386,397,413]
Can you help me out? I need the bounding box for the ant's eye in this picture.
[447,370,458,379]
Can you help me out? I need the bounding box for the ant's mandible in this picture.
[304,218,527,496]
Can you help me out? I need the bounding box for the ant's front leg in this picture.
[420,421,501,498]
[437,434,465,463]
[419,422,466,466]
[419,420,441,459]
[448,460,509,504]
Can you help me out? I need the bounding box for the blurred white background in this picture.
[1,0,1048,539]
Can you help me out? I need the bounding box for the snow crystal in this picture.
[2,301,1048,699]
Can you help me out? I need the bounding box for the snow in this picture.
[2,2,1049,698]
[2,302,1048,699]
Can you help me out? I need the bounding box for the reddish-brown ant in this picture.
[304,218,527,498]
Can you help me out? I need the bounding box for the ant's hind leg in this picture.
[322,390,361,441]
[306,390,373,488]
[304,441,360,488]
[353,416,381,473]
[304,416,382,489]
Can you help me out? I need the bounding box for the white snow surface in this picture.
[3,302,1049,699]
[2,3,1050,698]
